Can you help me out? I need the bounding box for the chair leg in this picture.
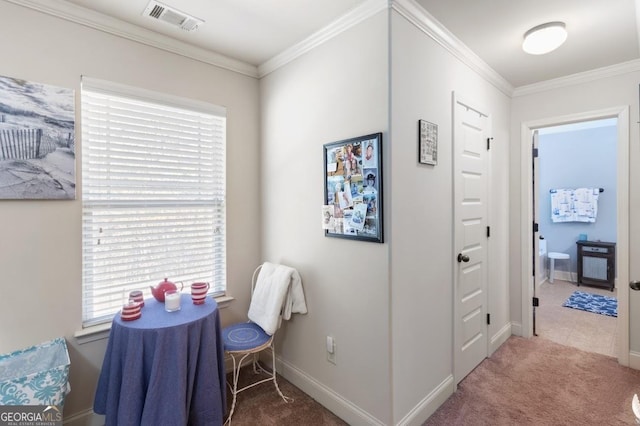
[269,344,292,403]
[252,353,261,374]
[225,343,292,425]
[225,352,251,426]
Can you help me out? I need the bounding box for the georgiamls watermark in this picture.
[0,405,62,426]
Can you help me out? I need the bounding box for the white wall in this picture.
[510,72,640,353]
[260,10,392,425]
[389,10,511,424]
[260,4,512,424]
[0,1,522,424]
[0,1,260,421]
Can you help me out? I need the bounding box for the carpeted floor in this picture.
[424,336,640,425]
[225,367,347,425]
[229,336,640,425]
[536,280,617,357]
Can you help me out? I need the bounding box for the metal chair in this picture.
[221,265,292,424]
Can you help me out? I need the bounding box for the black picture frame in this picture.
[418,119,438,165]
[323,132,383,243]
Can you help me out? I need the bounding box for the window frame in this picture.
[80,77,227,327]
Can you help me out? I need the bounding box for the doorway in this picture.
[519,106,630,366]
[533,117,618,357]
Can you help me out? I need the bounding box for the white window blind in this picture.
[81,77,226,326]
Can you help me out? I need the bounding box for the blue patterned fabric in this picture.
[562,290,617,317]
[0,337,70,406]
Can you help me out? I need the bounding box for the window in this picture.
[81,77,226,326]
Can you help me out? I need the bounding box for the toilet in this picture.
[548,252,570,283]
[537,239,548,283]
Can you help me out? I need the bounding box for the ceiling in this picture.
[59,0,640,88]
[416,0,640,87]
[61,0,367,66]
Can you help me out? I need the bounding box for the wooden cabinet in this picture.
[576,241,616,291]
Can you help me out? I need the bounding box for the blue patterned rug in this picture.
[562,290,617,317]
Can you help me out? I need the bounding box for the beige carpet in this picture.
[228,335,640,425]
[536,279,617,357]
[225,367,347,425]
[424,336,640,425]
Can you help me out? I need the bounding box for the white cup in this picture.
[164,290,181,312]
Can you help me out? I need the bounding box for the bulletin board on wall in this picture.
[322,132,383,243]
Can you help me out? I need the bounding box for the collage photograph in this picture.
[324,134,381,241]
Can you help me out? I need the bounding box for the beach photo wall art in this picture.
[0,75,75,200]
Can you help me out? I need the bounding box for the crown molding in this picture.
[19,0,629,98]
[636,0,640,60]
[512,59,640,97]
[258,0,390,78]
[6,0,259,78]
[258,0,515,97]
[391,0,514,97]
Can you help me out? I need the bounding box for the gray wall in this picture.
[538,124,617,275]
[0,1,261,421]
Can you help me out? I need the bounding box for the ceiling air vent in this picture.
[143,0,204,32]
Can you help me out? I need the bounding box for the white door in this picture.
[453,95,490,383]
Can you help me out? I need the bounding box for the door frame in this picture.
[519,106,630,366]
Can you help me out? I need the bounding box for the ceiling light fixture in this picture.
[522,22,567,55]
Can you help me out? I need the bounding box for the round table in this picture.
[94,294,226,426]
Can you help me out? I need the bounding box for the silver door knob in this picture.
[631,281,640,291]
[457,253,470,263]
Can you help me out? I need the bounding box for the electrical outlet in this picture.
[326,336,336,364]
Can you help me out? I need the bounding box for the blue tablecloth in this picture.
[94,294,226,425]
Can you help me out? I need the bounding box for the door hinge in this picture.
[486,226,490,238]
[533,222,539,233]
[532,147,539,158]
[532,297,539,307]
[486,313,491,325]
[487,137,493,150]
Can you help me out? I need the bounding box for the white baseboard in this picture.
[395,375,454,426]
[629,351,640,370]
[489,322,512,355]
[276,356,386,426]
[510,321,522,337]
[63,408,103,426]
[535,276,547,293]
[552,270,575,283]
[275,356,456,426]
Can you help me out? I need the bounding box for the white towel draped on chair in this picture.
[248,262,308,335]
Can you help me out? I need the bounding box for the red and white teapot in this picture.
[150,278,183,302]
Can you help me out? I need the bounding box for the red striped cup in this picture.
[191,282,210,305]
